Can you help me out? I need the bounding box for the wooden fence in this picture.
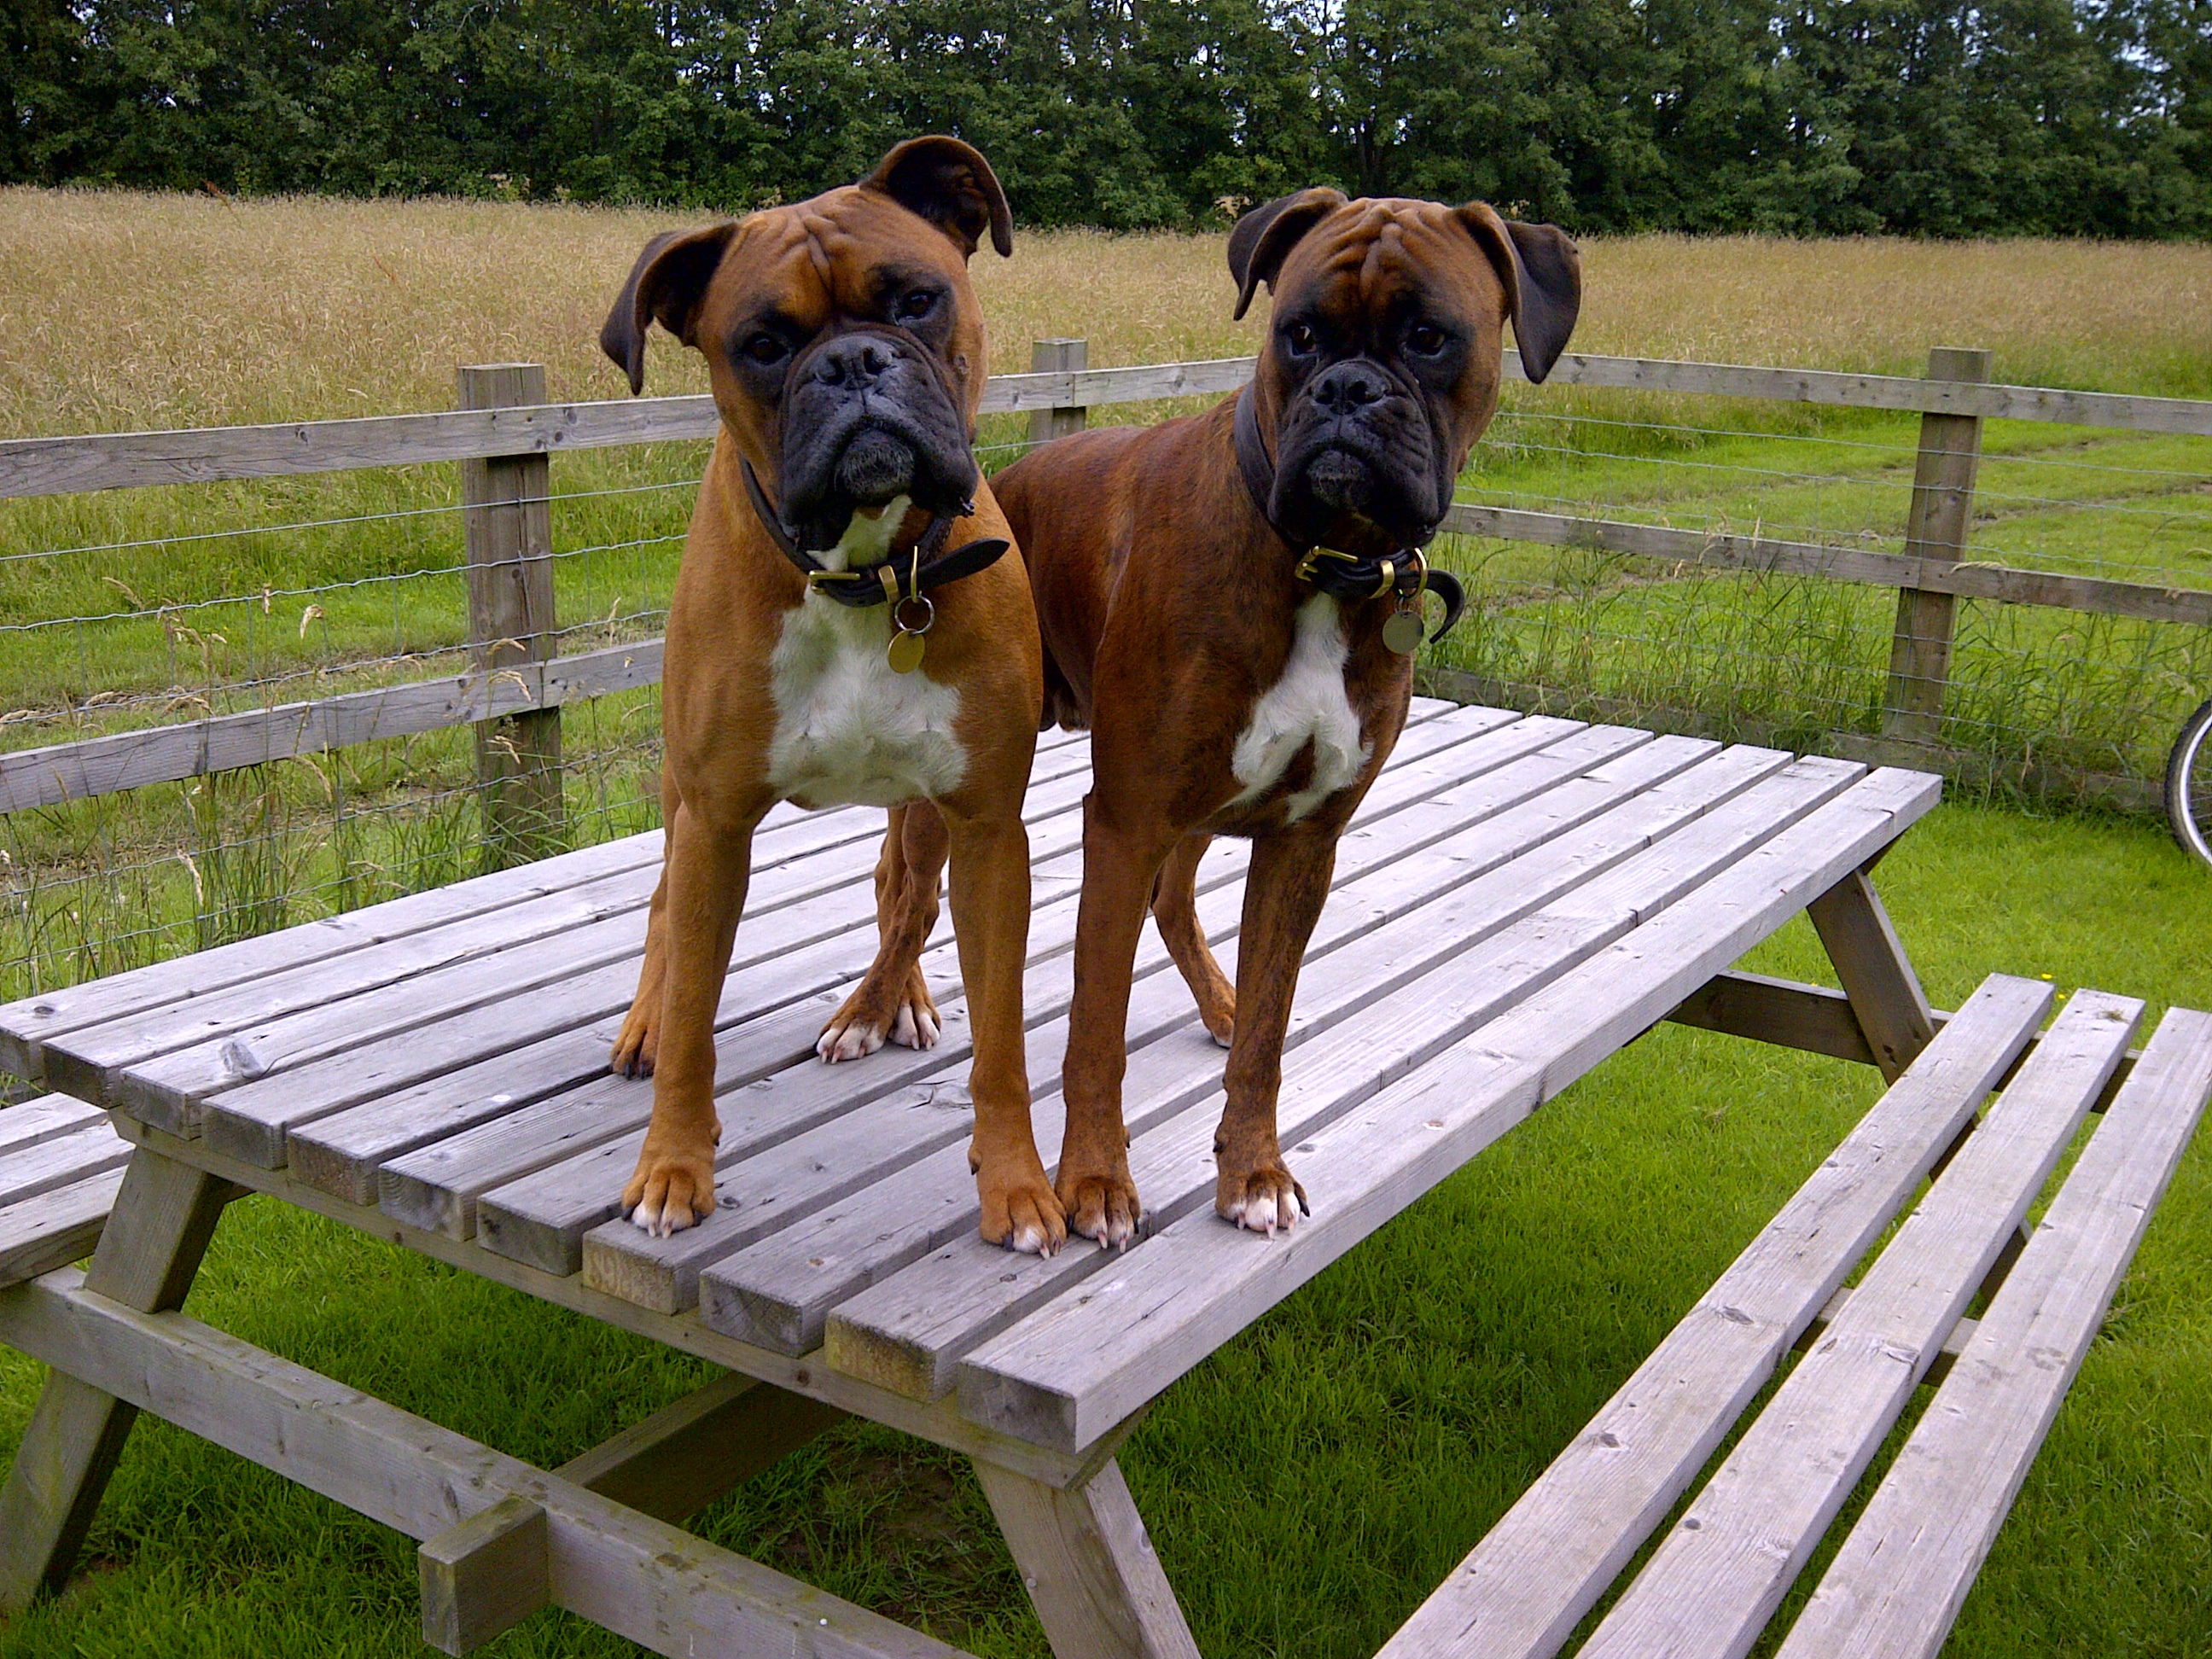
[3,343,2209,830]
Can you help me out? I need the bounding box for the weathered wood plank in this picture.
[9,351,2204,504]
[1777,1004,2212,1659]
[0,396,720,498]
[1577,988,2142,1659]
[1509,348,2212,437]
[0,830,663,1078]
[0,1167,124,1290]
[704,739,1784,1356]
[0,1269,975,1659]
[88,905,655,1135]
[956,766,1941,1450]
[0,1095,109,1160]
[0,1118,130,1208]
[50,858,661,1086]
[840,756,1871,1402]
[102,1113,1114,1492]
[1439,501,2212,632]
[1373,975,2053,1659]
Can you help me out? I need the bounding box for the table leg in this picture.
[0,1147,232,1610]
[1807,864,1936,1083]
[974,1455,1200,1659]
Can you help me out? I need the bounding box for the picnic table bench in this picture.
[3,696,2206,1657]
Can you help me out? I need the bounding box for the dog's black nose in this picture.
[1311,360,1387,413]
[812,335,899,390]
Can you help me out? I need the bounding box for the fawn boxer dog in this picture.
[597,137,1066,1254]
[993,189,1581,1246]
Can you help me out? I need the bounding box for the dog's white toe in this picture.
[818,1021,885,1063]
[1227,1189,1297,1235]
[1010,1220,1049,1254]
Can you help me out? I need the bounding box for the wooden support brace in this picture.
[1807,865,1936,1082]
[0,1149,236,1610]
[554,1368,849,1522]
[419,1494,548,1654]
[0,1267,973,1658]
[973,1457,1198,1659]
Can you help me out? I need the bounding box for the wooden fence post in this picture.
[1881,346,1991,742]
[458,364,562,868]
[1028,338,1090,445]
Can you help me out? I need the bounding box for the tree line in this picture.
[4,1,2208,237]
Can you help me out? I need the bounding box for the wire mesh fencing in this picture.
[0,439,702,1007]
[1420,385,2211,799]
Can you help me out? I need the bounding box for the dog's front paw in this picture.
[818,968,940,1063]
[1056,1164,1141,1251]
[622,1143,719,1237]
[1217,1161,1307,1237]
[980,1158,1068,1256]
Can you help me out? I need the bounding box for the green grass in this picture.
[3,798,2209,1657]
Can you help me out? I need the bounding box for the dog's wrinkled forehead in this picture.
[1276,201,1506,327]
[713,189,977,342]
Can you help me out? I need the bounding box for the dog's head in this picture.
[600,136,1012,553]
[1228,190,1580,551]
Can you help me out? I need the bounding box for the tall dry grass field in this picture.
[6,188,2212,437]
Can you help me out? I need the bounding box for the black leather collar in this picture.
[741,457,1010,609]
[1232,383,1466,643]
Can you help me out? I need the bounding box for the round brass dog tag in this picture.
[887,630,928,674]
[1382,609,1425,655]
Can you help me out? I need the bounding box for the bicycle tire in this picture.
[2167,696,2212,869]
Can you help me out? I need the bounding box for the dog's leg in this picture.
[818,800,949,1062]
[610,767,683,1078]
[1150,832,1235,1049]
[1214,828,1336,1234]
[1057,799,1177,1249]
[946,804,1064,1255]
[623,799,757,1236]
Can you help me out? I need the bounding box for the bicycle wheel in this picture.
[2167,696,2212,868]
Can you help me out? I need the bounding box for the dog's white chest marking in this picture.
[766,498,968,808]
[1229,594,1369,824]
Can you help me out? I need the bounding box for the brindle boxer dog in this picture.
[993,189,1581,1246]
[598,137,1066,1254]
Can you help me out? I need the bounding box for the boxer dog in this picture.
[597,137,1065,1254]
[992,189,1580,1246]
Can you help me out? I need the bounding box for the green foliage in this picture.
[2,0,2206,235]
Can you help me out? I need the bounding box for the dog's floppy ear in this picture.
[598,223,738,396]
[1453,204,1582,384]
[1229,188,1349,321]
[861,135,1014,260]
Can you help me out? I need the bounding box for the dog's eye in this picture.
[896,289,938,322]
[1408,324,1448,355]
[1284,322,1318,355]
[742,332,789,366]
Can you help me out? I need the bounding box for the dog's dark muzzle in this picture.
[1271,358,1447,547]
[776,326,979,552]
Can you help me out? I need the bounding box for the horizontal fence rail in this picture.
[9,352,2212,502]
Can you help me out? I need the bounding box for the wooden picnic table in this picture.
[12,694,2186,1656]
